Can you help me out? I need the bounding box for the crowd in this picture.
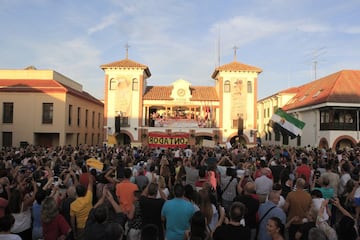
[0,143,360,240]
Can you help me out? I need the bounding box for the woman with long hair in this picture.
[184,211,211,240]
[41,197,71,240]
[198,189,224,234]
[266,217,285,240]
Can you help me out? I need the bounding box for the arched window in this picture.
[109,78,117,90]
[224,80,230,92]
[132,78,139,91]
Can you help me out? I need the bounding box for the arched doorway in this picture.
[118,133,131,145]
[318,138,329,149]
[229,135,247,146]
[195,135,213,146]
[335,138,355,150]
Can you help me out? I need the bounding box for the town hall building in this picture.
[101,54,262,148]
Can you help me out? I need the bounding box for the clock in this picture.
[177,88,185,97]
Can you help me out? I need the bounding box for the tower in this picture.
[100,48,151,144]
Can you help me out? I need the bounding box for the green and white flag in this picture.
[270,108,305,138]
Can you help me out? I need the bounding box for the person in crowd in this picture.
[140,182,166,240]
[255,168,273,203]
[70,174,94,240]
[41,196,71,240]
[233,181,260,240]
[84,187,126,240]
[257,190,286,240]
[127,190,143,240]
[135,167,149,191]
[198,189,225,234]
[116,167,139,214]
[0,214,22,240]
[293,206,318,240]
[321,162,340,226]
[308,228,328,240]
[213,202,250,240]
[184,211,211,240]
[220,167,238,212]
[284,177,312,240]
[184,158,199,189]
[295,157,312,185]
[266,217,285,240]
[338,161,352,204]
[157,176,170,199]
[32,189,47,240]
[0,177,10,218]
[331,197,358,240]
[141,224,160,240]
[161,183,196,240]
[195,167,209,192]
[9,179,38,240]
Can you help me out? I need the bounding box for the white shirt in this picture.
[255,175,273,195]
[339,173,351,196]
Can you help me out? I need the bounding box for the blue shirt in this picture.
[258,201,286,240]
[161,198,195,240]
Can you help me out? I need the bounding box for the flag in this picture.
[270,108,305,139]
[107,134,117,145]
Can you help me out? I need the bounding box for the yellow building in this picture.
[101,55,262,148]
[0,67,104,147]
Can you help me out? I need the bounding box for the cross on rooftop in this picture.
[233,46,238,61]
[125,43,130,59]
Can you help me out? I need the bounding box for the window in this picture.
[282,134,289,145]
[2,132,12,147]
[247,81,252,93]
[76,133,80,145]
[92,111,95,128]
[68,105,72,126]
[91,133,94,145]
[275,130,281,141]
[224,80,231,92]
[297,136,301,146]
[42,103,53,124]
[84,133,88,144]
[3,102,13,123]
[132,78,139,91]
[98,113,101,128]
[77,107,81,126]
[109,78,117,90]
[85,109,88,127]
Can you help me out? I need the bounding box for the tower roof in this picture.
[100,58,151,77]
[211,60,262,78]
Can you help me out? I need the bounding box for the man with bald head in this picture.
[284,177,312,240]
[257,190,286,240]
[233,181,260,240]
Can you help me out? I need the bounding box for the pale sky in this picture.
[1,0,359,100]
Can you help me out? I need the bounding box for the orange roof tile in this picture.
[143,86,219,101]
[190,86,219,101]
[212,61,262,78]
[0,79,103,106]
[100,58,151,77]
[283,70,360,111]
[143,86,173,100]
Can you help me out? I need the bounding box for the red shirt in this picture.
[296,164,311,183]
[42,214,70,240]
[79,172,90,188]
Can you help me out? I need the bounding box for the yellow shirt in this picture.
[70,190,93,228]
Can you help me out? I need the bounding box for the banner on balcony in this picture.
[148,133,189,148]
